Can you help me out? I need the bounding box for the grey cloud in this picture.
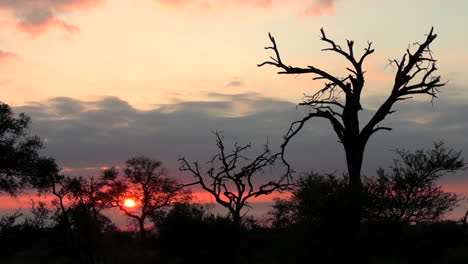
[13,93,468,184]
[225,81,245,87]
[0,0,100,35]
[17,4,54,25]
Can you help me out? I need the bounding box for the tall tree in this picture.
[258,28,445,236]
[0,102,57,194]
[101,156,191,240]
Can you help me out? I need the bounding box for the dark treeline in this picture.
[1,139,468,264]
[1,100,468,264]
[2,27,468,263]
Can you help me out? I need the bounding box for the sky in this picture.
[1,0,468,219]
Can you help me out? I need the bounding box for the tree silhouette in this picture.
[270,167,465,263]
[41,173,82,241]
[0,102,57,195]
[101,156,191,240]
[270,172,352,262]
[24,200,52,230]
[258,28,445,249]
[365,141,463,224]
[291,172,348,226]
[179,131,288,227]
[269,197,296,230]
[66,176,117,239]
[67,176,105,222]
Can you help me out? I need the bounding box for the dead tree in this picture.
[179,131,288,227]
[259,28,445,257]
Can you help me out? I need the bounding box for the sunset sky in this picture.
[1,0,468,217]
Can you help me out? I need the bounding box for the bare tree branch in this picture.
[361,27,444,140]
[179,131,289,225]
[258,32,352,94]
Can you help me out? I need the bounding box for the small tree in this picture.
[269,198,296,229]
[365,141,463,224]
[270,142,464,226]
[101,156,191,240]
[0,102,57,195]
[24,200,52,230]
[269,172,348,229]
[179,131,288,227]
[33,172,82,246]
[294,172,348,225]
[68,177,107,224]
[47,174,82,236]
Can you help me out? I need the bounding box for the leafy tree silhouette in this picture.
[67,176,112,229]
[259,28,445,259]
[0,102,58,195]
[272,172,348,226]
[365,141,464,224]
[24,200,52,230]
[100,156,191,241]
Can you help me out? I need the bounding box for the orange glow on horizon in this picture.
[123,199,136,208]
[0,191,291,210]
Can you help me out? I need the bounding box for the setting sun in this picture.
[124,199,136,208]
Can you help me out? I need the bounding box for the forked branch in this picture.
[361,27,445,139]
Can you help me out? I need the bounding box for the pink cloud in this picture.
[299,0,335,17]
[156,0,273,8]
[0,0,103,36]
[0,50,17,61]
[155,0,336,16]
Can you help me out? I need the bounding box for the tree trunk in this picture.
[230,210,242,264]
[232,211,242,230]
[344,140,365,263]
[138,218,146,241]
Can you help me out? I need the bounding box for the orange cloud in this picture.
[157,0,194,7]
[0,0,103,36]
[61,165,120,173]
